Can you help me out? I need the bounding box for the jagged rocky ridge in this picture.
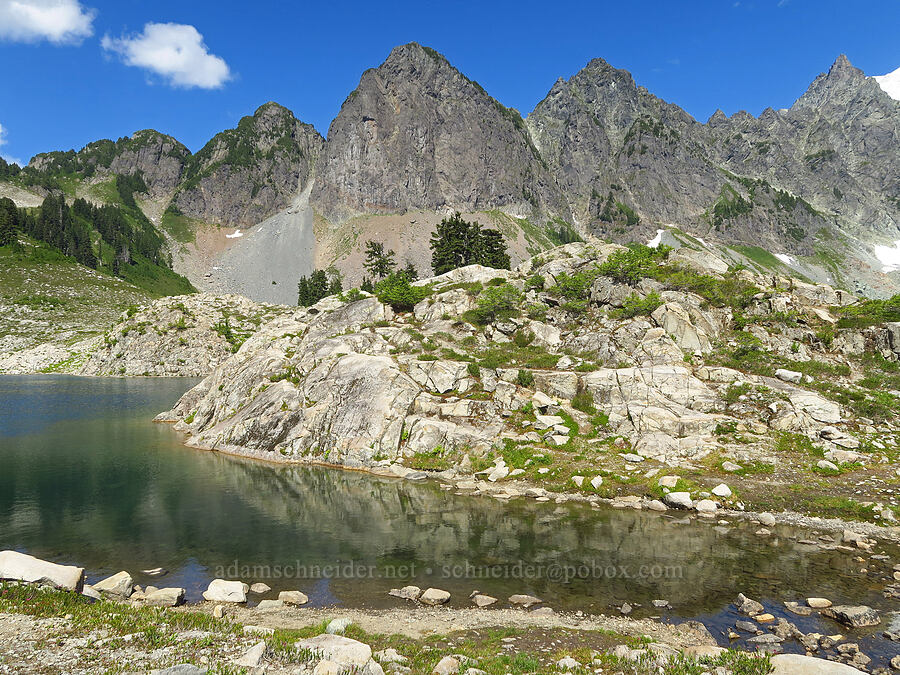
[311,43,567,223]
[99,242,897,523]
[528,54,899,256]
[171,102,324,228]
[29,130,191,199]
[11,46,900,296]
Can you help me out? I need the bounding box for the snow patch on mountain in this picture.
[873,67,900,101]
[873,240,900,273]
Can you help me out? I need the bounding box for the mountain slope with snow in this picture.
[873,66,900,100]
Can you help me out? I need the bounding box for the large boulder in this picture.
[770,654,865,674]
[202,579,248,603]
[92,571,134,599]
[144,587,186,607]
[297,634,372,666]
[0,550,84,592]
[822,605,881,628]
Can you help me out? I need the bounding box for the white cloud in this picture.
[0,123,23,165]
[102,22,231,89]
[0,0,94,44]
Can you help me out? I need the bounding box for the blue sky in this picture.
[1,0,898,165]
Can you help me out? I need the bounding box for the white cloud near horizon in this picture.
[0,123,24,166]
[101,22,231,89]
[0,0,94,44]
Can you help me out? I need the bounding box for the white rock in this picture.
[0,550,85,592]
[695,499,717,513]
[711,483,732,498]
[249,582,271,594]
[326,618,353,634]
[770,653,866,674]
[663,492,693,509]
[658,475,679,488]
[202,579,248,603]
[298,634,373,666]
[234,641,266,667]
[278,590,309,605]
[471,593,497,607]
[534,414,564,430]
[531,391,555,410]
[807,597,833,609]
[92,571,134,599]
[143,587,185,607]
[420,587,451,605]
[388,586,422,601]
[758,512,777,527]
[508,594,542,607]
[557,656,579,670]
[571,475,585,487]
[590,475,603,489]
[433,655,460,675]
[817,460,840,472]
[775,368,803,384]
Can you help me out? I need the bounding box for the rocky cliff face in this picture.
[707,55,900,244]
[528,55,899,259]
[108,131,190,198]
[527,58,721,241]
[311,43,568,224]
[172,103,324,228]
[28,130,190,199]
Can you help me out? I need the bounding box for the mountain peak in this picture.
[792,54,871,111]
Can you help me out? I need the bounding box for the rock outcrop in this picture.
[125,241,897,496]
[311,42,567,224]
[172,102,324,228]
[80,294,293,377]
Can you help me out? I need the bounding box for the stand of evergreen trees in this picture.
[430,212,510,275]
[297,268,342,306]
[0,175,170,275]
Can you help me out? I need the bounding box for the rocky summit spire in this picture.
[310,43,566,224]
[791,54,871,111]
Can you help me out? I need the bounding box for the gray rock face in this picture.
[29,130,190,199]
[311,43,567,224]
[107,130,191,198]
[527,54,899,267]
[174,102,324,228]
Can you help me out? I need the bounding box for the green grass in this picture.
[160,208,202,244]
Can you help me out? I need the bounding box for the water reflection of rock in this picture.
[1,408,890,615]
[176,458,881,614]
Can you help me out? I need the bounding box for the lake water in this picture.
[1,375,897,664]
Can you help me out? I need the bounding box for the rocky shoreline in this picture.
[163,431,900,545]
[1,550,898,674]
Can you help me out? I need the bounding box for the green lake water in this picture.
[1,375,896,664]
